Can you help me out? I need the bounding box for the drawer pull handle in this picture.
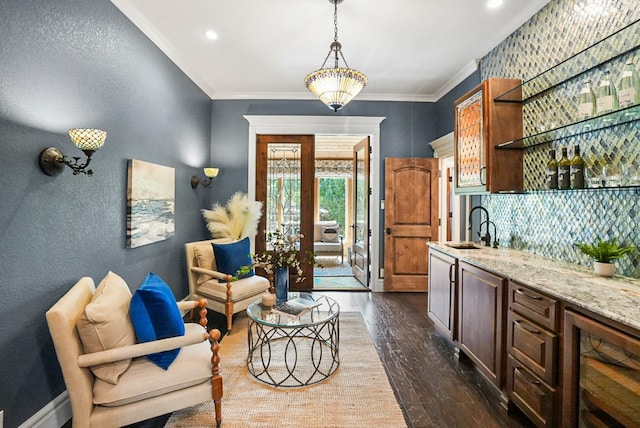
[514,367,541,385]
[515,288,543,300]
[448,264,455,284]
[514,320,541,335]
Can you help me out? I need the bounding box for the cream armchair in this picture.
[46,277,223,428]
[185,238,271,332]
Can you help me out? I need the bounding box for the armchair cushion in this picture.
[211,237,254,282]
[77,271,136,384]
[93,324,212,407]
[130,273,185,370]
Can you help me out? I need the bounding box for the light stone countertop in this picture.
[428,242,640,332]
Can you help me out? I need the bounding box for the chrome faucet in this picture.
[468,206,491,247]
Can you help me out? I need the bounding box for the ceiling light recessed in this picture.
[487,0,504,9]
[205,30,218,40]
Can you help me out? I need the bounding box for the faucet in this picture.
[468,206,491,247]
[480,220,499,248]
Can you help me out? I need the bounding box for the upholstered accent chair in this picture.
[313,220,344,263]
[185,238,271,332]
[46,276,223,428]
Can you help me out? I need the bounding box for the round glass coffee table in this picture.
[246,292,340,387]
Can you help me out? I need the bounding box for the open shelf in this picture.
[495,19,640,103]
[497,105,640,150]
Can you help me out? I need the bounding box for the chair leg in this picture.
[209,329,223,428]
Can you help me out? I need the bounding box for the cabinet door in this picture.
[458,261,506,387]
[427,250,457,341]
[455,88,486,192]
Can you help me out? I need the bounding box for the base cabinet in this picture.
[458,261,506,387]
[427,249,457,341]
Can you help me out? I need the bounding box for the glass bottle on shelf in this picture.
[577,80,596,120]
[617,60,640,110]
[570,145,585,189]
[596,70,619,116]
[546,149,559,190]
[558,147,571,190]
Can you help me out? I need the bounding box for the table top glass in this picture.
[247,292,340,328]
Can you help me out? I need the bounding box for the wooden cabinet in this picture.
[563,310,640,427]
[427,249,457,341]
[458,261,507,387]
[454,78,523,194]
[506,281,559,427]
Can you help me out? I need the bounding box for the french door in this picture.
[255,135,315,291]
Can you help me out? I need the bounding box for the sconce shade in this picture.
[203,168,219,178]
[68,128,107,152]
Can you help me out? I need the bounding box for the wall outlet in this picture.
[380,268,384,278]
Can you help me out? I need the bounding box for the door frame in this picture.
[245,115,386,292]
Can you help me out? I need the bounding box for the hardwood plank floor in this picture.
[71,290,535,428]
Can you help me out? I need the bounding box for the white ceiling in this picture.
[111,0,550,103]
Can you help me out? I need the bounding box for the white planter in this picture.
[593,261,615,277]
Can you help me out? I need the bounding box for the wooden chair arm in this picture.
[190,266,231,282]
[177,298,209,330]
[209,329,223,428]
[77,332,210,368]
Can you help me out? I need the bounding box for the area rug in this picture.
[164,313,407,428]
[313,276,369,291]
[314,257,352,277]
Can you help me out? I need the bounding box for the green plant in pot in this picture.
[575,238,634,277]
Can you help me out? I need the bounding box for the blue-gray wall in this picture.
[0,0,212,426]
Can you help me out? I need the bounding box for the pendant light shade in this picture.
[304,0,367,112]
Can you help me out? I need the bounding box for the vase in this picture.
[274,266,290,303]
[593,261,615,277]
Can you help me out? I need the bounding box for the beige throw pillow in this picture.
[77,271,136,384]
[194,244,217,284]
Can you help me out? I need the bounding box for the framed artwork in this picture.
[127,159,175,248]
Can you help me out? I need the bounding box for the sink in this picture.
[445,242,481,249]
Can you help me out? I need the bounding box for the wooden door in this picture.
[384,158,439,292]
[351,139,370,287]
[256,135,315,291]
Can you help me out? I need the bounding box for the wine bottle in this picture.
[596,70,619,115]
[546,149,559,190]
[558,147,571,190]
[577,80,596,120]
[570,145,585,189]
[617,60,640,109]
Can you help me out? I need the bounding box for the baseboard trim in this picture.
[19,391,71,428]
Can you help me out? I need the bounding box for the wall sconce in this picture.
[39,128,107,176]
[191,168,219,188]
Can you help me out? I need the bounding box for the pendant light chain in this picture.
[333,0,339,44]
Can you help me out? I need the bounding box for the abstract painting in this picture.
[127,159,175,248]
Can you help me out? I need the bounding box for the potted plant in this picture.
[239,229,316,303]
[575,237,634,277]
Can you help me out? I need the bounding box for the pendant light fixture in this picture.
[304,0,367,112]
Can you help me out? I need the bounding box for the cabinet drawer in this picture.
[507,311,557,385]
[509,281,559,332]
[507,356,556,428]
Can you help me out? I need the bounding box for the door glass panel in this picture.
[266,144,301,250]
[355,147,366,246]
[578,330,640,426]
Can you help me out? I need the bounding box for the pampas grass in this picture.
[201,192,263,239]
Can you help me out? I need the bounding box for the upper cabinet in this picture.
[454,78,524,194]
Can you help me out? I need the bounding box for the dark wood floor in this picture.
[73,291,536,428]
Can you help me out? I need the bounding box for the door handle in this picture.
[386,227,392,235]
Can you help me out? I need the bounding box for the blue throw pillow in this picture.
[212,237,255,282]
[129,273,185,369]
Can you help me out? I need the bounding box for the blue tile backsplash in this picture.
[479,0,640,277]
